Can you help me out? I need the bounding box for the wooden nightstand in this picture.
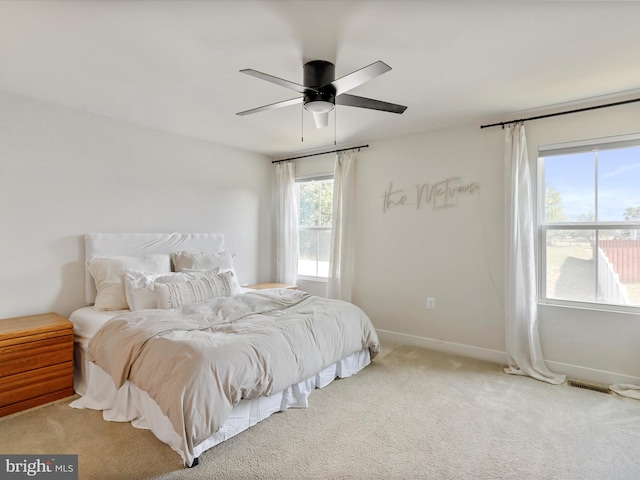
[245,282,298,290]
[0,312,74,417]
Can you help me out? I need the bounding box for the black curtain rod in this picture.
[480,97,640,129]
[271,144,369,164]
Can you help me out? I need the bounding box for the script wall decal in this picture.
[382,177,480,213]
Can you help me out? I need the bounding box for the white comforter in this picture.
[88,289,379,465]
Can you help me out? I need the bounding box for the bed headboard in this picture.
[84,232,225,306]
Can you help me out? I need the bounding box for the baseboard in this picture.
[376,329,508,365]
[544,360,640,387]
[376,329,640,387]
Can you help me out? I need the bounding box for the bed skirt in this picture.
[70,343,371,465]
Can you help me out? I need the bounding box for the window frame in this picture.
[295,173,334,282]
[537,133,640,314]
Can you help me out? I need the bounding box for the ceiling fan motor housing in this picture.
[303,60,336,107]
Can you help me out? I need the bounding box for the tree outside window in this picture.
[297,177,333,278]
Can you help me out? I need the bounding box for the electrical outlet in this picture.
[426,297,436,309]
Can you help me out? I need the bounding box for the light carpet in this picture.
[1,344,639,479]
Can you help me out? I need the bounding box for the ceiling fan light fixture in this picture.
[304,100,335,114]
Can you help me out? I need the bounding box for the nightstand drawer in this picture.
[0,361,73,412]
[0,312,74,417]
[0,333,73,377]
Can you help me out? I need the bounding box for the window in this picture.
[538,134,640,311]
[296,176,333,279]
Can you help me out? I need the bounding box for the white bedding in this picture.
[69,303,373,466]
[71,232,378,467]
[70,307,126,351]
[70,285,257,350]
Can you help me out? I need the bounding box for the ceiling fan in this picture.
[236,60,407,128]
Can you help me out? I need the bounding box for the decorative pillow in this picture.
[154,271,217,284]
[88,254,171,311]
[124,270,164,311]
[155,270,237,309]
[124,270,218,311]
[171,250,234,272]
[171,250,242,294]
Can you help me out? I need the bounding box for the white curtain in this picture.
[327,150,355,301]
[610,384,640,400]
[504,124,565,384]
[275,161,298,285]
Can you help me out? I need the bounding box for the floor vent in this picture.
[568,380,611,395]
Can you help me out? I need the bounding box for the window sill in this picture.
[297,276,328,283]
[538,299,640,316]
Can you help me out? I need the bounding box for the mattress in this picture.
[69,305,371,465]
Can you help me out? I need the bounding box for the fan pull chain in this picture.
[301,103,304,143]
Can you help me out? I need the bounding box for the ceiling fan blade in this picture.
[329,61,391,96]
[312,111,329,128]
[236,97,303,116]
[240,69,318,94]
[336,93,407,114]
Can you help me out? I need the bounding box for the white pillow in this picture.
[171,250,241,294]
[88,254,171,311]
[155,270,237,309]
[124,270,217,311]
[171,250,234,272]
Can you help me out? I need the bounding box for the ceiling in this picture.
[1,1,639,158]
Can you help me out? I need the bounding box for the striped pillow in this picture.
[154,270,237,309]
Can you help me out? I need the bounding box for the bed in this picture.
[69,233,379,467]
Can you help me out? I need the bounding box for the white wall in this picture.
[344,102,639,385]
[0,91,273,319]
[353,126,506,357]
